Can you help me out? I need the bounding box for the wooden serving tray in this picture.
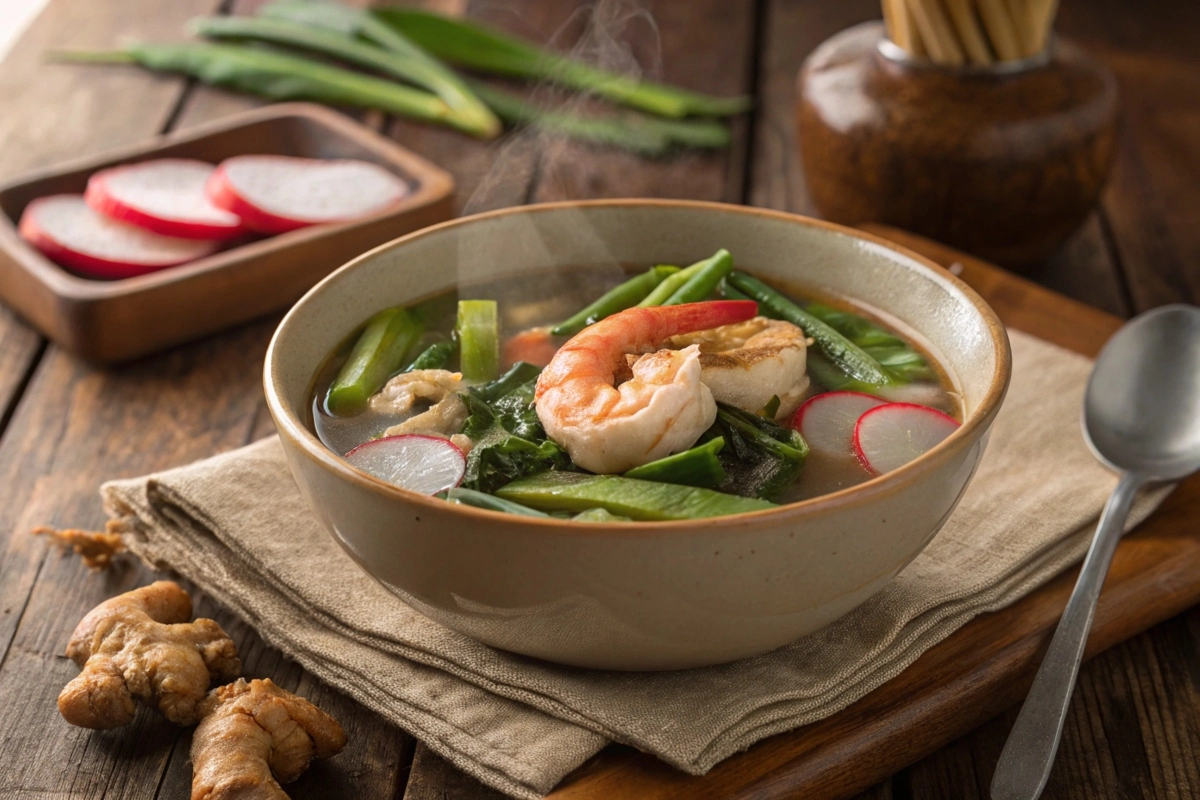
[0,103,454,362]
[546,226,1200,800]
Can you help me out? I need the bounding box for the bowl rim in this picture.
[264,199,1012,532]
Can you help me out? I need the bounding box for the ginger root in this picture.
[35,523,126,570]
[59,581,241,728]
[191,678,347,800]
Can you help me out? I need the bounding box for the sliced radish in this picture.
[792,391,886,457]
[206,155,409,234]
[85,158,246,240]
[344,434,465,495]
[18,194,218,279]
[853,402,961,476]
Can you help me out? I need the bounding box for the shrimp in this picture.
[534,301,757,473]
[371,370,472,452]
[665,316,810,420]
[502,326,560,369]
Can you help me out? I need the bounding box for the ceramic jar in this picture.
[796,22,1119,268]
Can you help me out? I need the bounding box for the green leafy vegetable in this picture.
[373,7,751,118]
[326,307,423,415]
[458,363,568,493]
[623,437,726,488]
[496,472,775,521]
[572,508,633,523]
[804,302,933,383]
[711,403,808,501]
[403,340,457,372]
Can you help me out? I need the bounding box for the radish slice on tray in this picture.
[853,402,960,476]
[18,194,218,279]
[206,155,409,234]
[792,391,886,457]
[344,434,465,495]
[85,159,246,240]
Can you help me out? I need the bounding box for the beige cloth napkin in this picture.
[102,330,1172,800]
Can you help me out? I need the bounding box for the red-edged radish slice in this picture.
[86,158,246,241]
[853,402,960,475]
[344,434,465,495]
[206,155,409,234]
[18,194,218,279]
[792,391,886,457]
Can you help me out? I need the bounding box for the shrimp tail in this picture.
[655,301,759,335]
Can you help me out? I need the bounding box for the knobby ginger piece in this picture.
[191,678,347,800]
[34,523,126,570]
[59,581,241,728]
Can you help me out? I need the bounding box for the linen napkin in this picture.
[102,330,1172,800]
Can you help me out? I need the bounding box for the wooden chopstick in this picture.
[904,0,965,65]
[882,0,926,56]
[1027,0,1060,52]
[976,0,1024,60]
[944,0,994,65]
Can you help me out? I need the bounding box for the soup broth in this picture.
[311,262,961,514]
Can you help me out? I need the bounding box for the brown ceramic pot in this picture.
[796,22,1118,269]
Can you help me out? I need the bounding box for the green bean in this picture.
[727,271,890,386]
[373,7,751,119]
[192,14,500,138]
[444,487,548,517]
[496,472,775,521]
[663,248,733,305]
[49,43,455,128]
[456,300,500,383]
[327,308,424,415]
[624,437,726,488]
[718,276,753,302]
[550,266,677,336]
[403,340,457,372]
[637,262,702,307]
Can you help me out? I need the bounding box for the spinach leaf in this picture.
[459,362,571,492]
[709,402,808,502]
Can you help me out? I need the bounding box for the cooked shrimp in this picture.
[534,301,757,473]
[666,316,810,420]
[371,370,472,452]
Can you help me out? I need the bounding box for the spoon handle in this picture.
[991,471,1143,800]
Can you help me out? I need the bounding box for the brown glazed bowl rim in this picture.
[265,199,1012,534]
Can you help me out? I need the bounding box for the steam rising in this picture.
[457,0,665,318]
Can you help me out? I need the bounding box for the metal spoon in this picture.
[991,304,1200,799]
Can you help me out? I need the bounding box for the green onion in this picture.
[496,472,775,521]
[467,82,729,155]
[456,300,500,383]
[444,487,548,516]
[403,340,457,372]
[192,13,500,138]
[327,308,424,415]
[550,266,677,336]
[727,271,891,386]
[624,437,726,488]
[373,7,751,119]
[663,248,733,305]
[49,43,460,128]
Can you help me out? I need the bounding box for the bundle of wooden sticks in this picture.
[881,0,1059,65]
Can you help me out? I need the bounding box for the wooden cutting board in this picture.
[547,226,1200,800]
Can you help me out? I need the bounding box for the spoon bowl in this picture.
[1084,304,1200,479]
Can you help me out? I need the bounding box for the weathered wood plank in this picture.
[1055,0,1200,312]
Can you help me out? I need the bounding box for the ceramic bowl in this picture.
[264,200,1011,670]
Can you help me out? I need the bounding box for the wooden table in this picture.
[0,1,1196,798]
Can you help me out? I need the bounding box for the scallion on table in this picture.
[190,13,500,138]
[373,6,752,119]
